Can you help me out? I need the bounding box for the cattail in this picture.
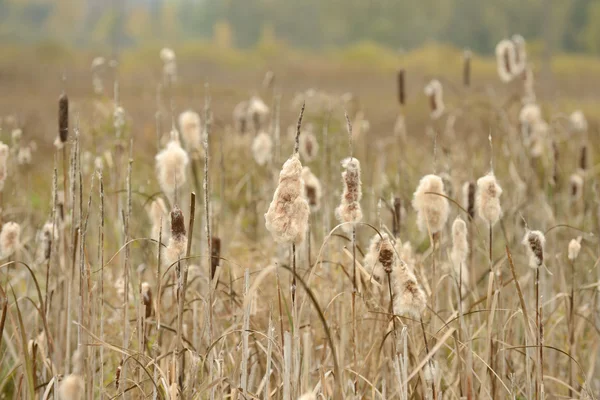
[451,217,469,294]
[476,173,503,226]
[570,173,583,201]
[511,34,527,75]
[299,130,319,162]
[463,49,471,87]
[580,145,588,172]
[0,222,20,258]
[265,154,310,244]
[94,156,104,172]
[301,167,322,212]
[165,206,187,264]
[211,237,221,278]
[160,47,177,84]
[519,103,542,142]
[412,174,449,235]
[397,69,405,105]
[39,222,55,261]
[178,110,203,153]
[392,197,402,237]
[0,142,8,192]
[424,79,445,120]
[263,70,275,89]
[251,131,273,166]
[552,141,559,186]
[59,93,69,143]
[364,233,395,282]
[155,134,189,199]
[568,237,582,261]
[141,282,152,318]
[247,95,270,131]
[462,181,476,220]
[392,260,427,318]
[233,100,249,134]
[424,359,438,384]
[495,39,516,82]
[11,128,22,146]
[17,146,32,165]
[440,171,454,199]
[146,197,168,241]
[59,374,84,400]
[335,157,362,233]
[522,230,545,268]
[529,120,549,158]
[570,110,588,133]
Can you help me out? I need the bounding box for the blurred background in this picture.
[0,0,598,56]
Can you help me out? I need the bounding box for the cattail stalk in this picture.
[463,50,471,87]
[397,69,405,106]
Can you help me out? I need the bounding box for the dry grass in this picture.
[0,41,599,399]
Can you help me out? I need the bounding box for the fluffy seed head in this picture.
[495,39,516,82]
[424,80,444,119]
[335,157,363,233]
[451,217,469,267]
[364,233,396,282]
[59,374,84,400]
[251,131,273,166]
[522,230,545,268]
[40,222,55,261]
[178,110,202,152]
[211,236,221,277]
[511,34,527,75]
[160,48,176,62]
[166,206,187,264]
[476,173,503,226]
[568,237,582,261]
[146,198,168,241]
[299,130,319,162]
[392,260,427,318]
[0,142,9,192]
[0,222,20,257]
[155,139,189,198]
[412,174,449,235]
[301,167,322,212]
[570,110,588,133]
[570,173,583,201]
[265,155,310,245]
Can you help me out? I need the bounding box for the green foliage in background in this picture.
[1,0,600,55]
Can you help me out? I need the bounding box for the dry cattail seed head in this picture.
[178,110,202,154]
[424,80,444,119]
[462,181,475,220]
[155,137,189,199]
[523,230,545,268]
[170,206,186,240]
[495,39,516,82]
[392,197,402,238]
[141,282,152,319]
[568,237,582,261]
[397,69,405,106]
[570,110,588,133]
[165,206,187,264]
[265,154,310,245]
[299,130,319,162]
[0,221,21,258]
[511,34,527,75]
[59,374,84,400]
[364,233,396,282]
[59,93,69,143]
[476,173,502,226]
[252,131,273,166]
[580,145,588,171]
[412,174,449,235]
[335,157,363,233]
[392,260,427,318]
[211,236,221,278]
[570,173,583,201]
[301,167,322,212]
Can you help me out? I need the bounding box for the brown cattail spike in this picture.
[379,245,394,274]
[463,50,471,87]
[397,69,405,106]
[467,182,475,220]
[141,282,152,319]
[580,145,588,171]
[59,93,69,143]
[211,236,221,278]
[170,206,186,240]
[392,197,402,238]
[552,142,559,186]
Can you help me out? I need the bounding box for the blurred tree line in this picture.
[2,0,600,54]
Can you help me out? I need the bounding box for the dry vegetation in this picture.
[0,38,599,399]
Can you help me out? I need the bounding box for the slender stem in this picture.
[351,225,358,395]
[291,243,296,305]
[569,259,575,398]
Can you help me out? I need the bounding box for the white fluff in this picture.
[511,34,527,75]
[178,110,203,153]
[450,217,469,295]
[495,39,517,82]
[335,157,363,233]
[570,110,588,133]
[424,80,445,119]
[476,173,502,226]
[522,230,545,268]
[59,374,84,400]
[0,221,20,257]
[301,166,322,211]
[568,237,582,261]
[155,139,189,199]
[251,131,273,166]
[412,174,449,235]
